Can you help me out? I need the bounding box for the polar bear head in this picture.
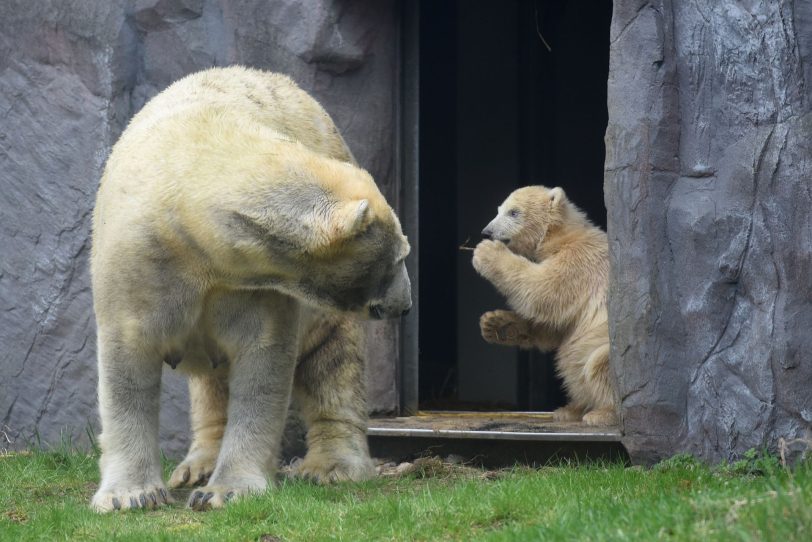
[300,198,413,320]
[481,185,569,256]
[219,159,412,320]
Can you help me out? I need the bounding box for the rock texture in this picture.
[0,0,399,458]
[606,0,812,464]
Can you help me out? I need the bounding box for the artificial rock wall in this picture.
[606,0,812,464]
[0,0,399,458]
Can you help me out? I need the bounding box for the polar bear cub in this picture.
[472,186,616,426]
[90,67,411,511]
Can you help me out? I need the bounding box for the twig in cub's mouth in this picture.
[459,237,475,252]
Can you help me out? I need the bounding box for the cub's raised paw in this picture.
[480,310,526,346]
[92,485,173,512]
[169,449,218,488]
[294,453,375,484]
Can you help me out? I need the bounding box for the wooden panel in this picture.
[369,411,621,442]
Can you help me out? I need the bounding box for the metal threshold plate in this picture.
[368,411,622,442]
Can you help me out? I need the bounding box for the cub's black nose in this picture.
[401,307,411,317]
[481,228,493,239]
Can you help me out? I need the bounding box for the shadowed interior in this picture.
[417,0,612,411]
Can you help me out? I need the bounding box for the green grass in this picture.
[1,449,810,541]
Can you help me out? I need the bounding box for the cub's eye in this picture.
[508,209,519,218]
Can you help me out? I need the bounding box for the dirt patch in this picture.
[377,455,505,481]
[4,509,28,524]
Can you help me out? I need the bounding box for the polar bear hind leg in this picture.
[291,319,375,483]
[169,370,228,489]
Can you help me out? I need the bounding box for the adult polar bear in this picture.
[91,67,411,512]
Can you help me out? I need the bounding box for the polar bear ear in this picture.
[310,199,371,251]
[549,187,566,207]
[332,199,370,237]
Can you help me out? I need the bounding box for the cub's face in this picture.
[481,186,566,255]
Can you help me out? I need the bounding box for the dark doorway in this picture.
[417,0,612,411]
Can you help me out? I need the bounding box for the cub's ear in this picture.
[549,187,566,207]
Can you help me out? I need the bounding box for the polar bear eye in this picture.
[508,209,519,218]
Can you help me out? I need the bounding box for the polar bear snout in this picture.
[368,302,412,320]
[482,212,519,244]
[481,226,508,243]
[368,263,412,320]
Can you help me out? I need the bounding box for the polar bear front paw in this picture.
[186,485,245,511]
[187,476,267,511]
[169,447,219,488]
[92,484,173,512]
[294,452,375,484]
[472,239,509,279]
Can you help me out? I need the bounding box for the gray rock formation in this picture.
[0,0,398,458]
[606,0,812,464]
